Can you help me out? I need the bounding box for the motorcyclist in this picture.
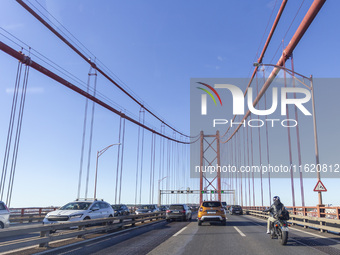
[264,196,284,234]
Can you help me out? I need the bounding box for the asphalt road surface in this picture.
[34,214,340,255]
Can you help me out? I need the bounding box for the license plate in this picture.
[207,211,216,214]
[173,211,180,213]
[281,227,289,231]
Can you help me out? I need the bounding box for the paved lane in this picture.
[29,214,340,255]
[149,214,340,255]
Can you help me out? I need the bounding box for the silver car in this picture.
[43,199,114,224]
[0,201,10,229]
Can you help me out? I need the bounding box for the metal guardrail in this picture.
[8,207,58,223]
[243,206,340,219]
[9,207,58,216]
[244,209,340,234]
[0,212,165,253]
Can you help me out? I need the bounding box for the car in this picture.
[159,205,168,212]
[229,205,243,215]
[135,204,159,215]
[189,205,199,212]
[43,199,114,224]
[111,204,130,216]
[197,201,226,226]
[166,204,192,222]
[0,201,10,229]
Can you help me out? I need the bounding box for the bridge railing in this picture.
[243,205,340,219]
[9,207,58,223]
[0,212,165,253]
[243,207,340,234]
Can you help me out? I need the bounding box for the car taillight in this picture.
[181,210,186,213]
[166,210,171,213]
[199,207,203,212]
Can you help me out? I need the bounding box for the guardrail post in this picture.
[303,207,307,216]
[21,208,25,216]
[39,230,50,248]
[77,225,85,239]
[317,204,325,233]
[317,204,325,218]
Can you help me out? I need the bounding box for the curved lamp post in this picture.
[94,143,121,199]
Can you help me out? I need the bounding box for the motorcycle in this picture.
[270,218,289,245]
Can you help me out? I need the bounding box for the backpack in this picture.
[278,207,290,220]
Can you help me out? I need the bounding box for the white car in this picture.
[43,200,114,224]
[0,201,10,229]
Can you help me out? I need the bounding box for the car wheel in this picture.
[198,220,202,226]
[222,219,227,226]
[0,222,4,229]
[83,216,91,227]
[166,219,171,222]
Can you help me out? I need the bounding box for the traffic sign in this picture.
[313,180,327,192]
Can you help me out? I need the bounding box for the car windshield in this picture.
[169,205,184,210]
[0,203,6,210]
[202,202,221,207]
[60,202,91,210]
[112,205,122,210]
[222,202,227,206]
[138,205,154,210]
[233,205,241,209]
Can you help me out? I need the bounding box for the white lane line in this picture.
[233,226,246,237]
[290,226,340,244]
[246,215,340,244]
[173,226,187,237]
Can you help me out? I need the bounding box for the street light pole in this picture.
[158,176,167,207]
[254,63,322,205]
[94,143,121,200]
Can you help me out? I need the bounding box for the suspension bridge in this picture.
[1,0,340,254]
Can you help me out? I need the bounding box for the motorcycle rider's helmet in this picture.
[273,196,280,202]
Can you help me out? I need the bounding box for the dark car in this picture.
[230,205,243,215]
[135,204,159,215]
[189,205,199,212]
[111,204,130,216]
[159,205,168,211]
[166,204,192,222]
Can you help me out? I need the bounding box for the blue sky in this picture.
[0,0,339,208]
